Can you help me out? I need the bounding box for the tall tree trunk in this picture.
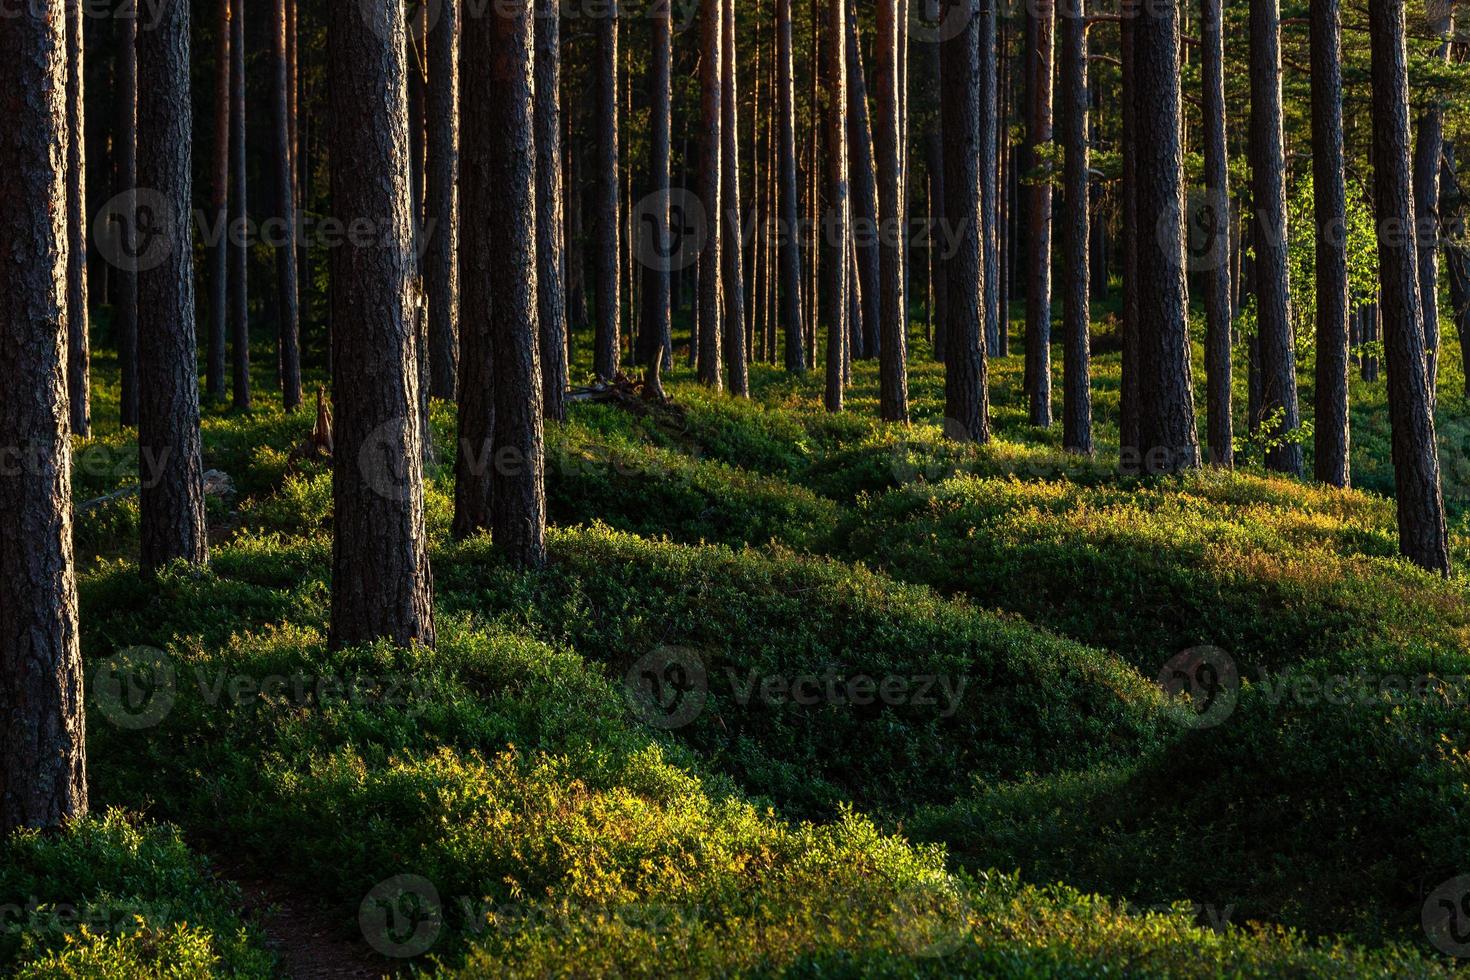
[115,13,138,428]
[1025,0,1054,427]
[594,12,621,380]
[425,0,459,401]
[1135,0,1200,473]
[1310,0,1350,486]
[824,0,851,412]
[846,3,880,361]
[1201,0,1233,468]
[66,0,90,436]
[564,92,588,340]
[1118,11,1139,454]
[1413,3,1452,404]
[940,0,989,443]
[1249,0,1303,475]
[230,0,250,410]
[776,0,806,372]
[927,131,948,362]
[875,0,910,421]
[642,0,673,386]
[208,0,230,405]
[1367,0,1451,575]
[137,0,208,569]
[722,0,748,396]
[1058,0,1090,453]
[328,0,436,649]
[698,0,725,387]
[978,0,1000,357]
[1443,145,1470,401]
[271,0,302,412]
[535,0,568,421]
[0,0,88,833]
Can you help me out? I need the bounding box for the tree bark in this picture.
[1249,0,1303,475]
[230,0,250,410]
[0,0,88,833]
[824,0,851,412]
[1412,4,1452,405]
[1025,0,1054,427]
[722,0,748,396]
[941,0,989,443]
[978,0,1000,358]
[642,0,673,387]
[535,0,568,421]
[137,0,208,570]
[208,0,230,405]
[425,0,459,401]
[1310,0,1350,486]
[876,0,910,421]
[115,13,138,428]
[1367,0,1451,575]
[271,0,302,412]
[776,0,806,372]
[698,0,725,388]
[1201,0,1233,468]
[1058,0,1090,454]
[66,0,90,436]
[1135,0,1200,473]
[593,11,621,380]
[328,0,436,648]
[927,131,948,363]
[847,2,880,360]
[1119,10,1139,453]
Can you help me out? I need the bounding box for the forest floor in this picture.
[7,305,1470,977]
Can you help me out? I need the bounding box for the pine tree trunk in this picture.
[230,0,250,410]
[115,13,139,428]
[594,12,621,380]
[776,0,806,372]
[564,93,588,339]
[927,132,948,363]
[1058,0,1090,454]
[0,0,88,833]
[208,0,230,405]
[940,0,989,443]
[66,0,90,436]
[328,0,436,648]
[1412,4,1452,405]
[1310,0,1350,486]
[1118,12,1139,453]
[824,0,851,412]
[535,0,568,421]
[846,1,880,361]
[1135,0,1200,473]
[1025,0,1054,427]
[1367,0,1451,575]
[875,0,910,421]
[642,0,673,385]
[1249,0,1303,475]
[978,0,1000,358]
[425,0,459,402]
[698,0,725,388]
[1202,0,1233,467]
[722,0,748,396]
[271,0,301,412]
[137,0,208,570]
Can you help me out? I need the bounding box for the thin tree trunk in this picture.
[208,0,230,405]
[425,0,459,401]
[846,3,880,361]
[1367,0,1450,575]
[230,0,250,410]
[928,132,948,362]
[1413,4,1452,405]
[66,0,90,435]
[328,0,436,648]
[1058,0,1090,453]
[116,13,139,428]
[0,0,88,833]
[1443,145,1470,400]
[642,0,674,388]
[777,0,806,372]
[535,0,568,420]
[1119,11,1139,453]
[1135,0,1200,473]
[979,0,1000,357]
[271,0,302,412]
[876,0,910,421]
[722,0,748,396]
[1025,0,1054,427]
[824,0,851,412]
[1249,0,1303,475]
[1202,0,1233,467]
[1311,0,1349,486]
[941,0,989,443]
[594,11,621,379]
[698,0,725,388]
[564,93,588,341]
